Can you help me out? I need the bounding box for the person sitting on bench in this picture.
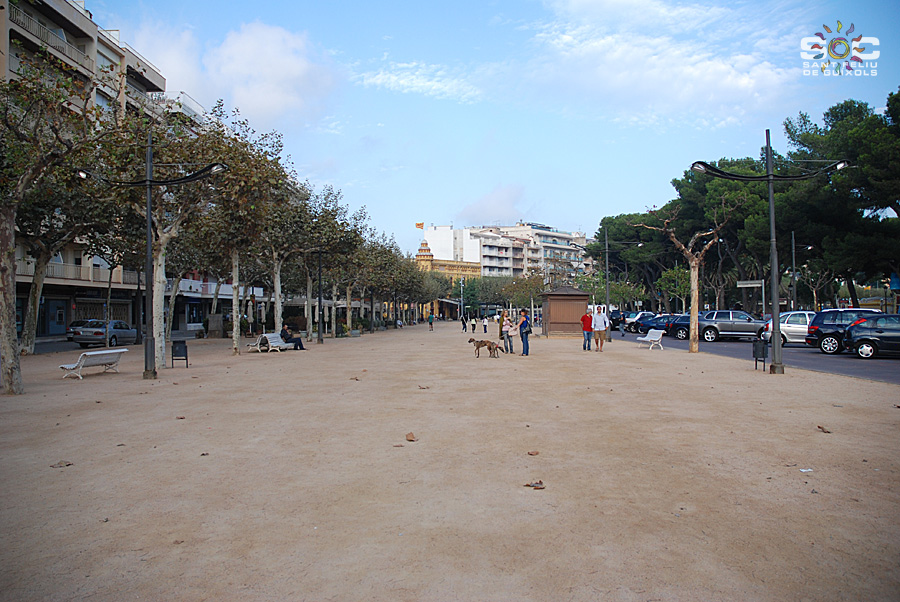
[280,325,306,350]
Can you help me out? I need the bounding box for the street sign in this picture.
[736,280,764,288]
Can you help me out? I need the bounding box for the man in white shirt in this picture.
[592,306,610,352]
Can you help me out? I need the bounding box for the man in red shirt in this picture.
[581,309,594,351]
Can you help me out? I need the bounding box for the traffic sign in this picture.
[736,280,764,288]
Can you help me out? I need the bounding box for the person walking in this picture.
[482,316,488,333]
[428,313,434,331]
[593,305,610,352]
[470,316,477,333]
[580,308,593,351]
[501,310,514,354]
[461,315,467,332]
[514,309,531,356]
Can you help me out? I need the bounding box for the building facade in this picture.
[3,0,250,338]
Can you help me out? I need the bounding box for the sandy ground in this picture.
[1,322,899,601]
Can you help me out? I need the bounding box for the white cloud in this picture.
[204,22,335,127]
[132,21,337,131]
[456,185,526,225]
[354,61,482,103]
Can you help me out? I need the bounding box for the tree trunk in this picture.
[105,267,114,348]
[306,272,313,341]
[346,284,353,334]
[847,278,860,308]
[211,279,222,315]
[273,256,284,331]
[331,282,338,337]
[231,249,240,355]
[165,274,183,343]
[689,258,701,353]
[152,244,168,372]
[0,204,24,394]
[19,248,51,354]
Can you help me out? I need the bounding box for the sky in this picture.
[92,0,899,254]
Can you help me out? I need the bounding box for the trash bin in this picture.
[752,339,768,370]
[172,340,188,368]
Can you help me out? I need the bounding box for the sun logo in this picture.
[807,21,866,73]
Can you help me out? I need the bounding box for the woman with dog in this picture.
[500,310,515,354]
[514,309,531,356]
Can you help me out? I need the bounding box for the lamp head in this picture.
[209,163,228,175]
[834,161,849,170]
[77,170,91,180]
[690,161,708,174]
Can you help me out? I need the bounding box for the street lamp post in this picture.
[790,231,814,311]
[78,136,226,379]
[691,131,845,374]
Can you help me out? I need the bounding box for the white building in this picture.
[422,223,591,279]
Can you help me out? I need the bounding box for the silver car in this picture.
[72,320,138,348]
[761,311,816,345]
[697,310,766,342]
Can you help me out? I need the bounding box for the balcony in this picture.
[9,4,94,72]
[16,259,144,285]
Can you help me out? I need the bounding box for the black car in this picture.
[609,310,624,328]
[666,314,692,339]
[805,308,883,354]
[844,314,900,359]
[635,314,674,334]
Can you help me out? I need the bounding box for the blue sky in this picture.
[94,0,899,253]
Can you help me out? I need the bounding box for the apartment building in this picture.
[421,223,590,280]
[2,0,244,338]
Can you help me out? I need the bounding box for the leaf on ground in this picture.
[524,480,545,489]
[393,444,404,448]
[200,452,209,456]
[418,385,429,389]
[405,432,418,442]
[50,461,73,468]
[817,425,832,433]
[176,416,186,420]
[527,451,539,456]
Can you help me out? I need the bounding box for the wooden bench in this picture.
[60,349,128,380]
[636,329,665,350]
[247,332,293,352]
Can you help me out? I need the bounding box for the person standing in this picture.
[428,313,434,331]
[501,310,514,354]
[470,316,477,333]
[515,309,531,356]
[482,316,488,333]
[580,309,594,351]
[593,305,610,352]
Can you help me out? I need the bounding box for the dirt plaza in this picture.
[1,323,898,601]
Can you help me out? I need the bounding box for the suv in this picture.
[697,310,765,342]
[666,314,691,339]
[761,311,816,346]
[806,308,883,354]
[844,314,900,359]
[625,311,655,333]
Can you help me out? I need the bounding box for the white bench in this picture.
[247,332,293,352]
[60,349,128,380]
[636,329,665,350]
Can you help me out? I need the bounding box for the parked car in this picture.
[665,314,691,339]
[844,314,900,359]
[72,320,138,348]
[66,319,89,342]
[761,311,817,346]
[805,308,883,354]
[625,311,655,332]
[635,314,675,334]
[609,310,624,328]
[697,310,766,342]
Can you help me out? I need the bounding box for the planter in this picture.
[350,329,361,337]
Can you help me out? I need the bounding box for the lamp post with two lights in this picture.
[691,130,846,374]
[79,130,226,378]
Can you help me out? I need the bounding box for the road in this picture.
[620,331,900,385]
[34,332,900,385]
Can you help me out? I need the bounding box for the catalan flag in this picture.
[415,222,424,229]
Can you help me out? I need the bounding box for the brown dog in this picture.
[468,338,505,358]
